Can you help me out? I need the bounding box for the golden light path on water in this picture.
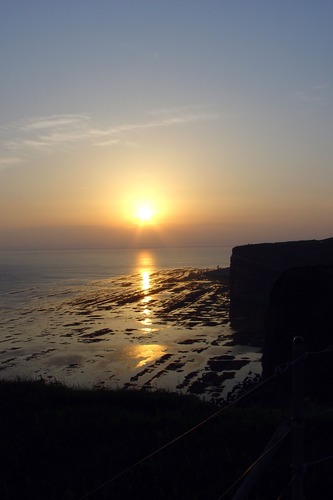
[138,251,153,333]
[125,251,166,368]
[0,247,262,401]
[124,344,167,369]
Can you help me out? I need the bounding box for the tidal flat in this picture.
[0,267,261,402]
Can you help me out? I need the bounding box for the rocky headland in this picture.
[229,237,333,401]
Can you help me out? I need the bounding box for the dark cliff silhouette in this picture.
[229,238,333,402]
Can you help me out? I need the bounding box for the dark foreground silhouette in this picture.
[0,379,332,499]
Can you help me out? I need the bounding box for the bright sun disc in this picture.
[136,205,155,223]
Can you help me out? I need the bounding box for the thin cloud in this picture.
[1,109,219,156]
[149,104,214,116]
[93,138,120,147]
[0,156,22,171]
[2,114,94,153]
[106,112,218,134]
[22,139,55,149]
[94,112,218,145]
[22,114,90,131]
[0,156,22,165]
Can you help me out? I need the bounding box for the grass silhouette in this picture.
[0,378,332,499]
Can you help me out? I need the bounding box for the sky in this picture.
[1,0,333,250]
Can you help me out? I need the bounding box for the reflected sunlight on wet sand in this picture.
[0,264,261,403]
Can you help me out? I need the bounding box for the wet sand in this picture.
[0,268,261,403]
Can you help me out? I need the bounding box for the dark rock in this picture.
[229,238,333,402]
[262,266,333,401]
[230,238,333,337]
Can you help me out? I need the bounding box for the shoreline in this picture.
[0,267,261,402]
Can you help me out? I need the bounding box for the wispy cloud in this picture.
[107,113,218,133]
[0,156,22,165]
[0,156,22,171]
[93,110,218,146]
[0,109,219,164]
[22,114,90,131]
[149,104,215,117]
[93,138,120,147]
[2,113,93,154]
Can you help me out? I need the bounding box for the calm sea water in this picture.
[0,246,263,399]
[0,246,232,307]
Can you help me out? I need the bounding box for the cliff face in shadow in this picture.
[230,238,333,337]
[262,266,333,401]
[229,238,333,401]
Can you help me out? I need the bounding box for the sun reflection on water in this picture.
[141,270,150,291]
[125,344,167,368]
[136,251,156,333]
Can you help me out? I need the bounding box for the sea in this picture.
[0,246,261,401]
[0,246,232,308]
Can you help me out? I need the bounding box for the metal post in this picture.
[292,336,305,500]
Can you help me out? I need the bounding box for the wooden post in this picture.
[292,336,305,500]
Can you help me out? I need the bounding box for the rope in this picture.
[276,474,296,500]
[306,407,333,419]
[307,453,333,467]
[305,345,333,358]
[217,428,291,499]
[79,348,330,500]
[79,373,277,500]
[274,353,304,376]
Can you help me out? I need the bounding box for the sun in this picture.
[135,204,155,224]
[120,193,167,227]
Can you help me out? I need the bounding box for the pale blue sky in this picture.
[1,1,333,249]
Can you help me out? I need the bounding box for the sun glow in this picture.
[120,188,169,229]
[135,204,155,224]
